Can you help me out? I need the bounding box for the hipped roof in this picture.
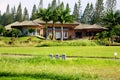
[5,21,20,30]
[12,21,42,27]
[75,24,107,30]
[33,19,80,24]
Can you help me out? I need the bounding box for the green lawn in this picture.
[0,56,120,80]
[0,46,120,58]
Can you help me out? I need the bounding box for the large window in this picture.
[37,29,40,35]
[56,32,61,39]
[64,32,68,39]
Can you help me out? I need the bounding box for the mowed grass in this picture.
[0,46,120,58]
[0,56,120,80]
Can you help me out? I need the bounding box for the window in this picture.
[56,32,61,39]
[37,29,40,35]
[64,32,68,39]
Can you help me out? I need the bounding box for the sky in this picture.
[0,0,120,15]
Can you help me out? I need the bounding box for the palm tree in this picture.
[58,3,75,41]
[36,8,51,40]
[50,8,59,40]
[102,10,120,43]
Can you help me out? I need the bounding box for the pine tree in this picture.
[93,0,104,24]
[81,3,90,24]
[39,0,43,9]
[58,0,60,6]
[15,3,22,22]
[106,0,117,12]
[81,3,94,24]
[89,3,94,24]
[23,7,29,21]
[0,11,1,25]
[30,4,37,20]
[73,0,81,22]
[11,6,16,22]
[73,3,79,21]
[51,0,57,9]
[6,4,10,15]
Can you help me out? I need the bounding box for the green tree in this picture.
[105,0,117,12]
[51,0,57,9]
[73,3,79,21]
[0,25,6,36]
[6,29,21,37]
[36,7,52,40]
[0,11,1,25]
[11,6,16,22]
[58,3,75,41]
[39,0,43,9]
[28,28,35,35]
[23,7,29,21]
[30,4,37,20]
[15,3,22,22]
[81,3,90,24]
[73,0,81,22]
[81,3,94,24]
[93,0,104,24]
[102,10,120,43]
[6,4,10,15]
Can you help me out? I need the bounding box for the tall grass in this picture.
[36,40,98,47]
[0,56,120,80]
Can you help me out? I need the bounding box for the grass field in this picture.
[0,56,120,80]
[0,46,120,58]
[0,46,120,80]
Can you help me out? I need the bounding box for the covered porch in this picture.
[75,24,107,39]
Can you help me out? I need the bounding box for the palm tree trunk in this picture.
[45,22,48,40]
[61,24,64,41]
[52,23,55,40]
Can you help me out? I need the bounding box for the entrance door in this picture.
[75,32,82,38]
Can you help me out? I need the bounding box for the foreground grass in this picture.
[0,46,120,58]
[0,56,120,80]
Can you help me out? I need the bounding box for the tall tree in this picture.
[51,0,57,9]
[89,3,94,24]
[106,0,117,12]
[58,3,75,41]
[11,6,16,22]
[0,11,1,25]
[39,0,43,9]
[6,4,10,15]
[36,7,52,39]
[73,0,81,22]
[15,3,22,22]
[23,7,29,21]
[81,3,90,24]
[81,3,94,24]
[58,0,60,6]
[93,0,104,24]
[30,4,37,20]
[73,3,79,21]
[102,10,120,43]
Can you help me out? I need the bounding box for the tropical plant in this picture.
[0,25,6,36]
[28,28,35,36]
[101,10,120,43]
[36,7,52,40]
[58,3,75,41]
[6,29,22,37]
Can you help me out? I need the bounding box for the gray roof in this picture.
[5,21,20,30]
[75,24,107,30]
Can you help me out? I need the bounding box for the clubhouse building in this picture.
[5,19,106,40]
